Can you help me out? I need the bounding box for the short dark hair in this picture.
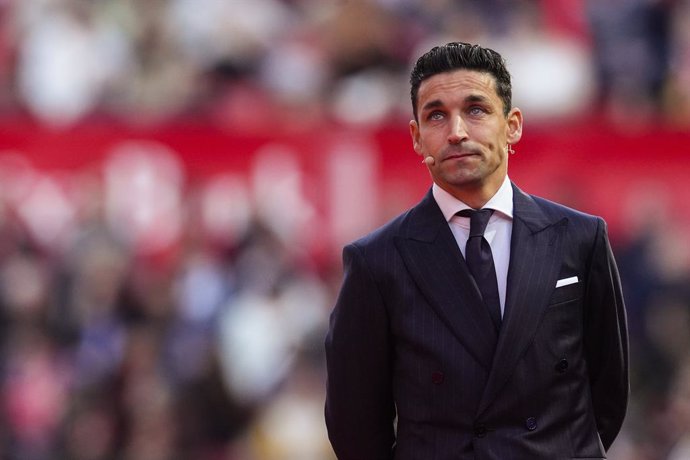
[410,42,512,120]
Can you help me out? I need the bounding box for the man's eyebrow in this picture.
[421,99,444,112]
[464,94,490,104]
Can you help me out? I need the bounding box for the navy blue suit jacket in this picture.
[325,183,628,460]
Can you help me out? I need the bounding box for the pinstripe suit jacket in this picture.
[325,183,628,460]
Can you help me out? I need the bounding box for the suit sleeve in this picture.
[583,218,629,451]
[325,243,396,460]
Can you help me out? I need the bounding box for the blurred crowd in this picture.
[0,147,337,459]
[0,0,689,129]
[0,0,689,459]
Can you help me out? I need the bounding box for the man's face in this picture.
[410,69,522,206]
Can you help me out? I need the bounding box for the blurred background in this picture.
[0,0,689,459]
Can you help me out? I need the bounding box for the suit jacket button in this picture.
[525,417,537,431]
[474,424,487,438]
[555,358,569,373]
[431,371,444,384]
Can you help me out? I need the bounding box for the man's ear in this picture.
[506,107,523,145]
[409,119,423,156]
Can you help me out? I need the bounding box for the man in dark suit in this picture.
[325,42,628,459]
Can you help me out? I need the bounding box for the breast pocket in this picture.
[548,280,583,306]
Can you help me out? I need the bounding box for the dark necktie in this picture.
[457,209,502,331]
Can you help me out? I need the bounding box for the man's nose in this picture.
[447,115,468,144]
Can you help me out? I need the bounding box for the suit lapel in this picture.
[394,190,498,371]
[476,184,568,416]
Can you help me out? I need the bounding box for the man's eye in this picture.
[428,112,444,120]
[469,107,485,115]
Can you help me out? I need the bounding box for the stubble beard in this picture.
[436,154,505,195]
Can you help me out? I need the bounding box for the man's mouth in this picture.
[442,151,480,162]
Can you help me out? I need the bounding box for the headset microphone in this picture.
[423,156,435,166]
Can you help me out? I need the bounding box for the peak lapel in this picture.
[394,190,498,370]
[477,184,568,416]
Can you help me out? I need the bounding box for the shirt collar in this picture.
[432,175,514,222]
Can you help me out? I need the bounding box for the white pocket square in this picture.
[556,276,578,288]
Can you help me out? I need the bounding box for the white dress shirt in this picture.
[432,176,513,317]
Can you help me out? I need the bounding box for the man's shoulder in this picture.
[349,207,414,251]
[346,190,438,252]
[527,193,603,229]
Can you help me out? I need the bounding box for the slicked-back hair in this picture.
[410,42,512,120]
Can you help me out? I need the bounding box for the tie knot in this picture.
[457,209,494,237]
